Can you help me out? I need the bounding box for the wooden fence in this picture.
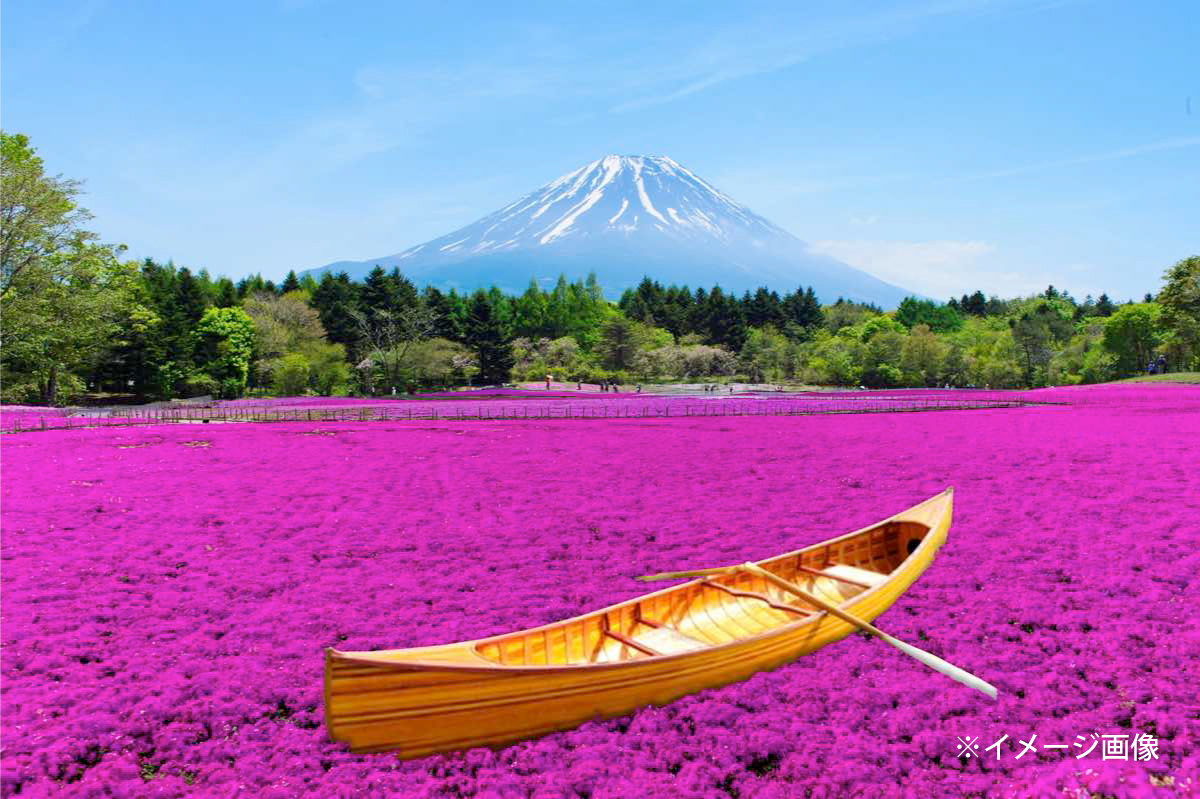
[1,395,1058,432]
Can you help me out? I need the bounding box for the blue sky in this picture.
[2,0,1196,300]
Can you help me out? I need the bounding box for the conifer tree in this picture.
[514,279,549,337]
[390,267,419,311]
[214,278,238,308]
[782,286,822,333]
[703,286,747,350]
[424,286,463,341]
[361,266,393,320]
[465,290,514,385]
[658,285,693,339]
[175,267,209,328]
[959,291,987,316]
[310,272,361,358]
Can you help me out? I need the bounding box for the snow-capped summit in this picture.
[397,155,783,256]
[304,155,912,306]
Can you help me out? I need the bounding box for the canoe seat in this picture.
[604,629,661,657]
[820,564,887,588]
[634,623,707,655]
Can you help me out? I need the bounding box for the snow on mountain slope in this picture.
[394,155,782,256]
[302,155,914,306]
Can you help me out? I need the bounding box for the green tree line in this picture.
[3,131,1198,404]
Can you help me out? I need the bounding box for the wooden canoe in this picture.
[325,487,953,756]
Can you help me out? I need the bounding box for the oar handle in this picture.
[636,565,740,582]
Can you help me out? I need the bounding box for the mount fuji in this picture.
[303,155,913,306]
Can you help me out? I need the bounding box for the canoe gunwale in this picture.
[327,487,953,675]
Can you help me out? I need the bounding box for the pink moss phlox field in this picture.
[2,384,1197,797]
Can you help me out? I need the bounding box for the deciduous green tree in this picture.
[1,132,139,403]
[402,337,477,388]
[243,290,350,394]
[799,330,863,386]
[740,326,790,382]
[1009,301,1073,386]
[1102,302,1163,375]
[1156,256,1200,370]
[895,297,963,332]
[272,352,311,395]
[1,242,138,403]
[1049,321,1115,385]
[193,306,255,398]
[1,132,95,296]
[860,329,906,388]
[901,324,948,386]
[304,342,351,395]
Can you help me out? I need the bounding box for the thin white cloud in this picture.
[610,0,1036,113]
[807,238,1049,297]
[947,136,1200,182]
[239,0,1061,192]
[230,63,570,192]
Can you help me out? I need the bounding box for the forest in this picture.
[4,130,1198,405]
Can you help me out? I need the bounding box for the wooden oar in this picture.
[637,561,997,700]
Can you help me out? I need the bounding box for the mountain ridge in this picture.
[300,155,914,306]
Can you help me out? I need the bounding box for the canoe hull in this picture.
[325,490,951,757]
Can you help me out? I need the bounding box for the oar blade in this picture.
[885,636,998,700]
[739,561,998,700]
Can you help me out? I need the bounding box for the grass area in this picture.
[1116,371,1200,383]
